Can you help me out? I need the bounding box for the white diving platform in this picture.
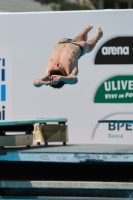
[0,118,68,148]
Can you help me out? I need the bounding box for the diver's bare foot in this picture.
[74,26,93,42]
[95,27,103,41]
[82,26,93,33]
[81,26,93,41]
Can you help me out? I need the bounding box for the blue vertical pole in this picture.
[1,85,6,101]
[2,59,5,67]
[1,69,5,81]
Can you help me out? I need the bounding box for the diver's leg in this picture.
[84,27,103,53]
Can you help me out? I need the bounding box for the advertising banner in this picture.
[0,10,133,144]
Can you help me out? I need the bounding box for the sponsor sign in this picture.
[94,75,133,103]
[93,114,133,144]
[94,37,133,64]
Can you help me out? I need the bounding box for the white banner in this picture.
[0,10,133,144]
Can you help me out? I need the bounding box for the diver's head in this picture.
[49,63,67,89]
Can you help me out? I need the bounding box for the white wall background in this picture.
[0,10,133,144]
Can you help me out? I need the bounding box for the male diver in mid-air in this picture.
[33,26,103,89]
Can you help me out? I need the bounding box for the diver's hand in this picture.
[50,75,62,84]
[42,74,51,81]
[33,77,51,87]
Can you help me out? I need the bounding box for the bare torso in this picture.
[44,39,86,75]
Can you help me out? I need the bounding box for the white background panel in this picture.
[0,10,133,144]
